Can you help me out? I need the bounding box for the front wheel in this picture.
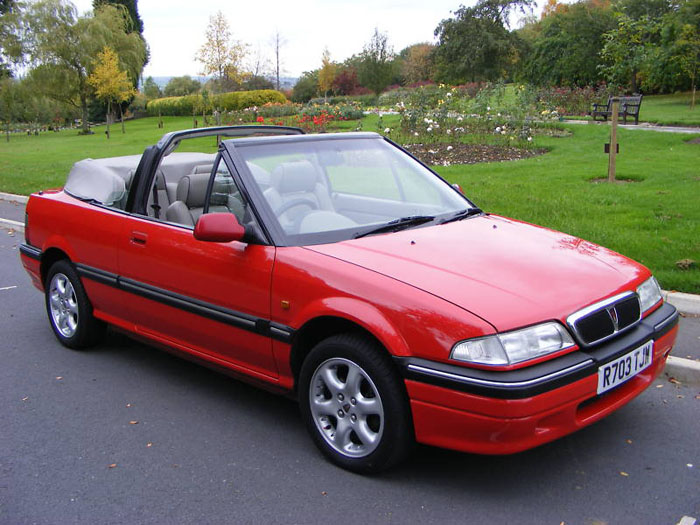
[298,333,413,473]
[45,260,105,349]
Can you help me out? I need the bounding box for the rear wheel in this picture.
[45,260,105,349]
[299,333,413,473]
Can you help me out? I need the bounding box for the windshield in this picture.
[234,136,474,245]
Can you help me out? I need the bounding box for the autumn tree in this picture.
[88,46,136,136]
[23,0,146,134]
[399,43,435,84]
[358,28,395,95]
[318,48,337,101]
[195,11,248,92]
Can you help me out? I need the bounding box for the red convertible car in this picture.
[19,126,679,472]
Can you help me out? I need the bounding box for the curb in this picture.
[0,218,24,232]
[663,291,700,316]
[664,356,700,388]
[0,192,28,204]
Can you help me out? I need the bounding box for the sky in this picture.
[68,0,540,79]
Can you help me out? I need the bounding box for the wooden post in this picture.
[608,97,619,182]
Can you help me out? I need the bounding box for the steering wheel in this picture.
[274,198,319,217]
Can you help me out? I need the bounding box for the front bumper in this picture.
[395,302,679,454]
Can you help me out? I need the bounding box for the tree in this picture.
[163,75,200,97]
[332,66,360,95]
[23,0,147,134]
[270,29,286,91]
[195,11,248,88]
[93,0,143,33]
[93,0,148,84]
[0,76,21,140]
[291,70,319,102]
[357,28,395,95]
[142,76,162,99]
[318,47,337,101]
[398,43,435,85]
[0,0,24,77]
[518,0,616,86]
[88,46,136,136]
[434,0,534,83]
[600,15,660,92]
[674,22,700,108]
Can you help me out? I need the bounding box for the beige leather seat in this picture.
[263,160,333,232]
[165,173,211,226]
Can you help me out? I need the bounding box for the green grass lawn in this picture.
[1,116,698,293]
[638,92,700,126]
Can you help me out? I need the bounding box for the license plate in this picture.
[597,340,653,394]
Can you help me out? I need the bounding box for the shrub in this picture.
[146,90,287,116]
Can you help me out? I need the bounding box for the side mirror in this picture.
[452,183,464,194]
[194,213,245,243]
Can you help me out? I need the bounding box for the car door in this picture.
[117,155,278,379]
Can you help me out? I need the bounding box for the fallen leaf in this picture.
[619,471,629,477]
[668,377,682,385]
[108,463,117,468]
[129,420,138,425]
[677,395,685,399]
[126,403,132,407]
[695,395,700,400]
[146,442,153,448]
[321,491,327,496]
[56,376,63,380]
[688,464,694,468]
[626,439,633,444]
[21,396,28,401]
[656,384,663,388]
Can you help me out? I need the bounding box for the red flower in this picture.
[256,116,264,123]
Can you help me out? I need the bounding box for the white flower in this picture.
[457,116,463,122]
[434,124,439,128]
[414,132,419,136]
[427,127,433,132]
[527,136,532,142]
[487,106,491,111]
[501,130,506,135]
[384,127,391,133]
[495,127,501,133]
[446,92,452,97]
[428,149,436,154]
[497,113,501,117]
[446,129,452,134]
[446,145,453,151]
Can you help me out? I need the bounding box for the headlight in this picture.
[637,276,662,313]
[451,322,575,366]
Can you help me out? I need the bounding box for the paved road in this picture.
[1,231,698,525]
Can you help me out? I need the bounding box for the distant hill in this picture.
[143,76,298,91]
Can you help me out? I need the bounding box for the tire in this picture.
[45,259,105,349]
[298,333,414,473]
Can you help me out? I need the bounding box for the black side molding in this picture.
[19,243,42,261]
[74,263,295,343]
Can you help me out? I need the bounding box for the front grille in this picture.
[567,292,641,347]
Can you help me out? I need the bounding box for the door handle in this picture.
[130,231,148,246]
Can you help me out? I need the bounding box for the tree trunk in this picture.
[691,73,696,111]
[5,120,9,142]
[81,94,90,134]
[106,101,111,139]
[120,104,125,134]
[630,70,638,94]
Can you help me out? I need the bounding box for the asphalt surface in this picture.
[0,198,24,223]
[1,228,699,525]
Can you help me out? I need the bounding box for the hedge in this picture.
[147,89,287,116]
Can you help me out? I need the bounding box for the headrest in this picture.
[154,169,166,189]
[176,173,210,208]
[193,164,214,174]
[271,160,317,194]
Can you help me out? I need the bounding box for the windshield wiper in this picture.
[353,215,436,239]
[438,207,484,225]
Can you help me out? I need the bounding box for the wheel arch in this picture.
[288,300,411,388]
[40,247,71,286]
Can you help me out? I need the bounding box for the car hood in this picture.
[306,215,648,332]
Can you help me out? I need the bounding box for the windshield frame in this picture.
[223,132,479,247]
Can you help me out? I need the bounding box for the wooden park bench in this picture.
[590,94,643,124]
